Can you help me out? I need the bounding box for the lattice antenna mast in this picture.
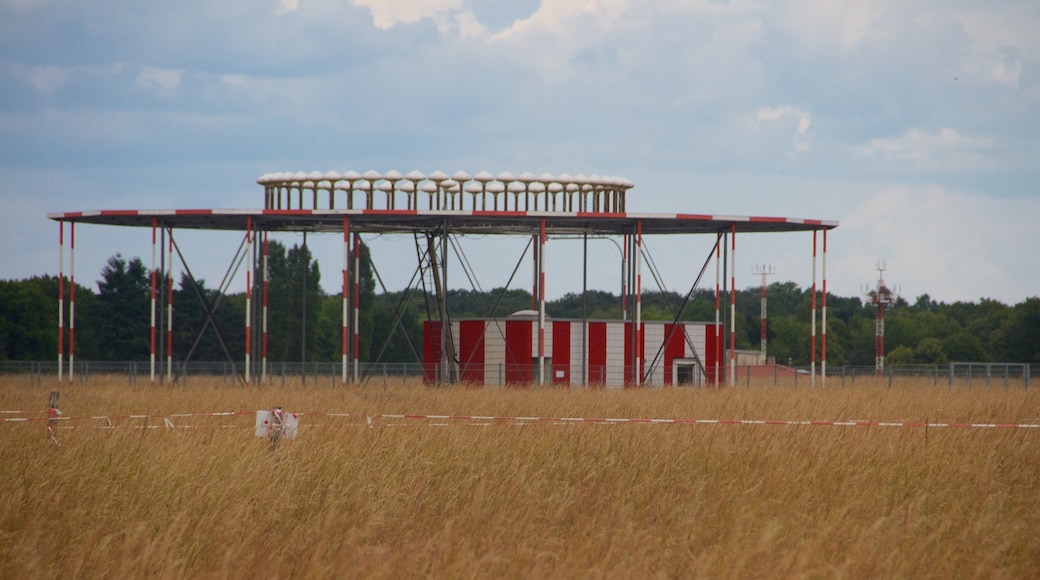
[752,264,775,362]
[864,261,898,372]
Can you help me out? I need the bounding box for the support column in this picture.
[581,233,588,387]
[167,227,174,385]
[715,231,721,386]
[811,231,818,387]
[531,234,538,311]
[342,216,349,386]
[635,220,643,386]
[538,218,546,386]
[150,218,157,385]
[621,234,628,321]
[822,229,828,387]
[245,217,252,386]
[262,231,270,385]
[729,224,736,387]
[353,232,361,384]
[58,221,64,385]
[69,223,76,384]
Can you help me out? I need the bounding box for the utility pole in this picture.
[752,264,775,363]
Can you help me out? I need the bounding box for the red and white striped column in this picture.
[714,231,721,386]
[353,232,361,384]
[538,218,546,386]
[635,220,643,386]
[166,227,174,385]
[822,229,828,387]
[262,231,270,385]
[57,221,64,384]
[69,222,76,383]
[342,216,349,387]
[244,217,252,386]
[811,230,818,387]
[729,224,736,387]
[620,234,628,322]
[150,218,157,385]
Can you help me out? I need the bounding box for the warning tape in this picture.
[3,411,1039,430]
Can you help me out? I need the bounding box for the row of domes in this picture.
[258,170,634,190]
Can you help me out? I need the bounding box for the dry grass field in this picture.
[1,376,1038,578]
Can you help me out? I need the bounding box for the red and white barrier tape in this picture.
[3,411,1039,430]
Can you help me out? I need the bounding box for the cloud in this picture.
[353,0,464,30]
[752,106,812,153]
[277,0,300,15]
[11,64,71,94]
[859,128,995,171]
[136,66,183,93]
[779,0,894,49]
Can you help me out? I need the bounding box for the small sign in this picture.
[255,409,300,440]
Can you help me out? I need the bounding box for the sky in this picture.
[1,0,1038,306]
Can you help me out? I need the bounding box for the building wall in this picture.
[424,318,720,387]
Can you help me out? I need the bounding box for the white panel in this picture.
[606,322,625,388]
[570,323,585,386]
[484,320,506,386]
[544,319,553,354]
[644,322,665,387]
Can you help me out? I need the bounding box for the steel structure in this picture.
[49,170,837,387]
[752,264,775,363]
[866,261,898,373]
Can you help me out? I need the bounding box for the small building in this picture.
[424,313,722,387]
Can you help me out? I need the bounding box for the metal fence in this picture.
[1,360,1033,388]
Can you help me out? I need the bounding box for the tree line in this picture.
[1,247,1038,366]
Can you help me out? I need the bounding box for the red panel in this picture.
[422,321,441,384]
[459,321,486,384]
[505,320,533,384]
[588,322,607,386]
[552,321,571,385]
[704,324,721,385]
[663,323,686,386]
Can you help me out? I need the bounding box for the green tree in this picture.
[885,345,914,366]
[913,338,948,365]
[265,240,324,362]
[992,298,1040,363]
[0,278,53,360]
[942,331,988,362]
[96,254,151,361]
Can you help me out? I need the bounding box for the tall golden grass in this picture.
[1,377,1038,577]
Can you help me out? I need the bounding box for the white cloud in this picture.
[859,128,995,171]
[136,66,183,93]
[752,106,813,154]
[11,64,71,94]
[277,0,300,15]
[353,0,464,30]
[780,0,894,49]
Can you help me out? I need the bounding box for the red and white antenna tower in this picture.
[865,261,898,372]
[752,264,775,363]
